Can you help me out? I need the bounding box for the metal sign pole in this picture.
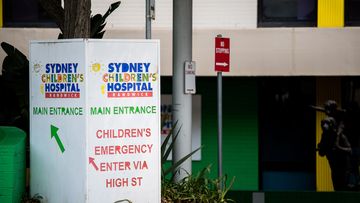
[146,0,151,39]
[217,70,223,189]
[216,34,223,189]
[215,33,229,190]
[146,0,155,39]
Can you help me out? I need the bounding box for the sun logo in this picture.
[92,63,101,72]
[40,84,44,94]
[34,63,41,73]
[101,84,105,95]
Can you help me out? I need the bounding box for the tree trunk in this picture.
[63,0,91,38]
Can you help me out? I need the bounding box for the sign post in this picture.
[214,35,230,188]
[30,39,161,203]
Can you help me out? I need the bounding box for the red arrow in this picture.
[89,157,99,171]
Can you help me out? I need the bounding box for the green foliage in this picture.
[161,122,202,180]
[0,42,29,132]
[21,198,40,203]
[161,124,236,203]
[162,165,236,203]
[91,1,121,39]
[21,192,43,203]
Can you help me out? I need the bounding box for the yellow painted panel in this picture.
[316,77,341,191]
[318,0,344,28]
[0,0,2,28]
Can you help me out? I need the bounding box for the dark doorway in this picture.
[259,77,316,190]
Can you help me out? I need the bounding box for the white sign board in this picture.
[30,39,160,203]
[184,61,196,94]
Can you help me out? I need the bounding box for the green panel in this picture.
[0,152,25,172]
[0,196,13,203]
[0,172,15,188]
[0,156,15,172]
[0,187,13,196]
[161,77,259,190]
[222,78,258,190]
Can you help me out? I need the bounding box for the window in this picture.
[345,0,360,26]
[258,0,317,27]
[3,0,56,27]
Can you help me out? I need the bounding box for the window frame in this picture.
[258,0,317,27]
[345,0,360,26]
[3,0,57,28]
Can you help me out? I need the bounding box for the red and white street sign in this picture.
[215,37,230,72]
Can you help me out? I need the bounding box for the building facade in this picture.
[1,0,360,192]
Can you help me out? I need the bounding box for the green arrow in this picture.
[51,125,65,153]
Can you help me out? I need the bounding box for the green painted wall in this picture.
[161,77,258,190]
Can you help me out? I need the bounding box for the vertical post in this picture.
[217,71,223,188]
[216,34,223,189]
[145,0,151,39]
[172,0,193,182]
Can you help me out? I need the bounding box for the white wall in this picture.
[1,27,360,76]
[193,0,257,29]
[91,0,257,29]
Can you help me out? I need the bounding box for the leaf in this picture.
[97,23,107,33]
[95,31,106,39]
[58,33,64,39]
[91,14,103,22]
[224,176,235,195]
[161,122,179,178]
[196,164,212,180]
[161,124,181,165]
[90,14,104,38]
[90,1,121,38]
[1,42,27,65]
[0,42,29,130]
[163,146,202,177]
[103,1,121,20]
[1,42,27,60]
[1,42,15,56]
